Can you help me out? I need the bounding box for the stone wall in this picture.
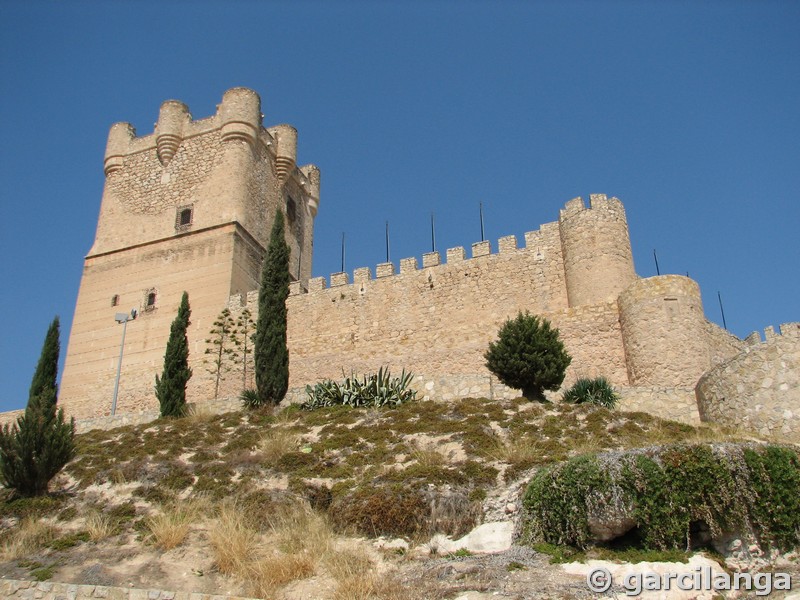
[618,276,732,387]
[229,226,632,397]
[616,386,700,424]
[0,579,255,600]
[696,323,800,441]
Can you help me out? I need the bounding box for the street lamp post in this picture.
[112,309,137,416]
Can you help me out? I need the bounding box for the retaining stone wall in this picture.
[0,579,255,600]
[696,323,800,441]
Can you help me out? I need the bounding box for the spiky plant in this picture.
[561,377,619,409]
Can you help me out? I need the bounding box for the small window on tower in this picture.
[145,290,157,311]
[175,205,193,230]
[111,294,120,307]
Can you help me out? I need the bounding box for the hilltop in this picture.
[1,396,798,599]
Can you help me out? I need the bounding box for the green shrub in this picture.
[484,312,571,401]
[562,377,619,409]
[303,367,416,410]
[521,444,800,552]
[742,446,800,550]
[239,388,261,410]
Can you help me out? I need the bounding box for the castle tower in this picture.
[618,275,710,386]
[558,194,636,307]
[60,88,320,418]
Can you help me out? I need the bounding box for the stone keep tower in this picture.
[60,88,320,419]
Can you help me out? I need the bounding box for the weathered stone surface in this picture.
[697,323,800,441]
[429,521,514,554]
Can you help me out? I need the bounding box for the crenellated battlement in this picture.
[279,195,628,302]
[102,88,319,200]
[281,226,559,298]
[697,321,800,441]
[558,193,625,221]
[744,322,800,346]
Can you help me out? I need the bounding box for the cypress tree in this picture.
[155,292,192,417]
[0,317,75,496]
[253,210,290,406]
[28,317,60,408]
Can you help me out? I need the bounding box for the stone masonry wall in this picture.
[218,225,631,403]
[617,386,700,424]
[696,322,800,441]
[618,276,730,387]
[558,194,637,307]
[0,579,256,600]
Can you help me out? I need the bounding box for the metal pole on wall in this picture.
[341,232,346,273]
[653,249,661,276]
[480,202,485,242]
[385,221,390,263]
[430,213,436,253]
[718,291,728,330]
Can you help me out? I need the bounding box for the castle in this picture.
[48,88,797,439]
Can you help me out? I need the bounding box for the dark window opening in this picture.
[145,291,157,311]
[111,294,120,307]
[286,196,297,227]
[175,205,193,230]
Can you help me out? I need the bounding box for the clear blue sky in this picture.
[1,1,797,413]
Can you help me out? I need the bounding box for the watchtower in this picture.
[60,88,320,418]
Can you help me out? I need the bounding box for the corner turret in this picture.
[558,194,636,307]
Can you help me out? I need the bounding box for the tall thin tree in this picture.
[235,307,256,388]
[155,292,192,417]
[204,308,238,399]
[253,210,290,406]
[0,317,75,496]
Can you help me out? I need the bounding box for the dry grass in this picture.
[259,429,300,465]
[569,436,604,457]
[268,501,333,558]
[146,500,203,551]
[85,512,116,541]
[208,500,258,575]
[247,552,316,596]
[408,443,447,468]
[184,403,216,424]
[488,434,539,464]
[0,517,59,560]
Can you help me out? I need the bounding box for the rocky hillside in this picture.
[1,397,798,599]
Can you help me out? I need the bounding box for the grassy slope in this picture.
[0,397,758,597]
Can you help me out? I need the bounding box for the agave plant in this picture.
[561,377,619,409]
[303,367,416,410]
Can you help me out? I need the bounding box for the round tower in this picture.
[219,87,262,146]
[618,275,710,387]
[155,100,190,165]
[558,194,636,307]
[103,122,135,176]
[270,124,298,184]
